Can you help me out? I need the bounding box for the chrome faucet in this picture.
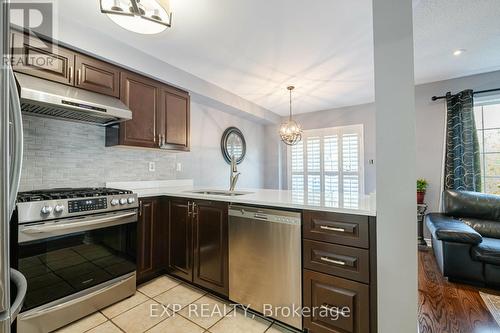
[229,155,241,192]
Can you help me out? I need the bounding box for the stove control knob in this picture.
[54,204,65,213]
[111,199,119,206]
[127,197,135,204]
[119,198,127,205]
[41,206,53,214]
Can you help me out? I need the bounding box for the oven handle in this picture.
[20,211,137,235]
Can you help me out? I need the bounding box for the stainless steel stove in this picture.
[12,187,138,333]
[16,187,138,224]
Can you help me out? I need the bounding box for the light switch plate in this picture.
[149,162,156,172]
[176,163,182,172]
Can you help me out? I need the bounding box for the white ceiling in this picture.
[54,0,500,116]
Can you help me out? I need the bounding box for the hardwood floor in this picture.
[418,248,500,333]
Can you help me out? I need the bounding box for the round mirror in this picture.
[221,127,246,164]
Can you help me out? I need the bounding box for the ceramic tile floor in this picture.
[52,275,298,333]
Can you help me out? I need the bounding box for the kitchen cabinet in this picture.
[11,30,75,85]
[74,54,120,97]
[193,200,228,295]
[168,198,193,281]
[159,87,190,151]
[303,270,369,333]
[113,71,160,148]
[106,72,190,151]
[303,211,377,333]
[11,31,120,97]
[10,30,191,152]
[137,197,168,284]
[167,198,228,296]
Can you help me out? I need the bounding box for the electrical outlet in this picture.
[148,162,155,172]
[176,162,182,172]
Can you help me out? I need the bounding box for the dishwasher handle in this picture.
[229,205,301,225]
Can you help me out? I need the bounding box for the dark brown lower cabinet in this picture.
[167,197,229,297]
[168,198,193,281]
[193,200,228,296]
[137,197,168,284]
[303,269,369,333]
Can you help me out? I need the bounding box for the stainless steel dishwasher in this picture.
[228,205,302,330]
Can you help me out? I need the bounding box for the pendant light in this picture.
[279,86,303,145]
[100,0,172,35]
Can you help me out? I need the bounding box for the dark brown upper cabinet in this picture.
[193,200,228,296]
[159,87,190,151]
[116,71,160,148]
[11,30,75,85]
[74,54,120,97]
[106,73,190,151]
[167,198,228,297]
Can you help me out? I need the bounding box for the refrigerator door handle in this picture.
[9,269,26,323]
[8,66,23,217]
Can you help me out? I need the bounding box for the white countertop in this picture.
[106,180,376,216]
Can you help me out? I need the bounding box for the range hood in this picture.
[15,73,132,125]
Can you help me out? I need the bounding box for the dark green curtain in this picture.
[444,90,482,191]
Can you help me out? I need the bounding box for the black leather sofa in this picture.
[426,190,500,287]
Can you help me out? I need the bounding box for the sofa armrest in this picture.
[425,213,483,245]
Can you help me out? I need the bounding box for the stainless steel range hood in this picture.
[15,73,132,125]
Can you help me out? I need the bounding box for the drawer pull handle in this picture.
[320,225,345,232]
[320,256,346,266]
[320,304,350,317]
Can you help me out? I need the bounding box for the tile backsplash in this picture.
[19,115,177,191]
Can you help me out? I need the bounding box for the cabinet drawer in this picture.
[304,270,369,333]
[303,240,369,283]
[303,211,369,248]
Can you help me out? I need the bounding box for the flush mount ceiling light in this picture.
[453,49,466,56]
[100,0,172,35]
[279,86,303,146]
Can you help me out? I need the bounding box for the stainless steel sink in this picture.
[186,190,253,196]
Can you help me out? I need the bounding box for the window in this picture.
[474,96,500,195]
[288,125,364,207]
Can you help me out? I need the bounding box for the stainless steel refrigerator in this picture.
[1,0,27,332]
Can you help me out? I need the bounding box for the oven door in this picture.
[16,210,137,312]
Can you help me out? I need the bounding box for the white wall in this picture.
[176,101,267,189]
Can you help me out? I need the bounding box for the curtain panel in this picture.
[444,90,482,192]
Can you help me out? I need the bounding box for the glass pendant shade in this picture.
[100,0,172,34]
[280,86,303,145]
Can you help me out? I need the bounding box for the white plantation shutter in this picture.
[288,125,364,207]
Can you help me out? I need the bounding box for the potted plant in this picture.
[417,179,428,204]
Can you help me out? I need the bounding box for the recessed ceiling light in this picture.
[453,49,466,56]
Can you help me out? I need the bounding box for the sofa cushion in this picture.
[426,213,483,245]
[471,238,500,265]
[443,190,500,221]
[461,218,500,239]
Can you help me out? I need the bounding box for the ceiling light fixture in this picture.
[453,49,465,56]
[100,0,172,35]
[279,86,302,146]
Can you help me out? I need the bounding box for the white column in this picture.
[373,0,418,332]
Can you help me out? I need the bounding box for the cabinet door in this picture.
[75,54,120,97]
[193,200,228,296]
[303,269,370,333]
[11,31,75,85]
[137,198,157,283]
[159,88,190,151]
[168,198,193,281]
[120,71,160,148]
